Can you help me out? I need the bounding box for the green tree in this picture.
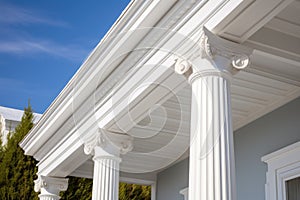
[119,182,151,200]
[0,103,151,200]
[0,104,38,199]
[61,177,93,200]
[61,178,151,200]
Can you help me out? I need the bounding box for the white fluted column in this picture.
[175,27,252,200]
[92,146,121,200]
[189,71,235,200]
[34,175,68,200]
[84,129,133,200]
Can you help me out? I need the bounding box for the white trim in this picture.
[179,187,188,200]
[119,177,156,200]
[277,162,300,200]
[262,141,300,200]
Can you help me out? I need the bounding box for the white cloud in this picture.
[0,3,90,62]
[0,39,89,62]
[0,3,68,27]
[0,78,24,90]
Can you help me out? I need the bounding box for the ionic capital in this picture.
[34,175,68,194]
[199,27,252,70]
[83,128,133,157]
[174,27,253,80]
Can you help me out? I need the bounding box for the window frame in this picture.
[179,187,188,200]
[262,141,300,200]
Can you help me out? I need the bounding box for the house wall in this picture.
[156,157,189,200]
[156,97,300,200]
[0,118,19,145]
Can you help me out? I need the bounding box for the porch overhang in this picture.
[20,0,300,197]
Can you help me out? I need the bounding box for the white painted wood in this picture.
[249,28,300,58]
[92,146,121,200]
[266,17,300,39]
[83,129,133,200]
[219,0,294,42]
[262,141,300,200]
[181,28,253,200]
[265,0,300,39]
[189,74,236,200]
[179,187,189,200]
[34,176,68,200]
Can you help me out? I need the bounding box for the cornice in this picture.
[19,0,205,158]
[19,0,176,156]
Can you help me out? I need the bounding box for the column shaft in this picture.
[92,150,121,200]
[189,74,236,200]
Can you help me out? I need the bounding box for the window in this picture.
[286,177,300,200]
[262,141,300,200]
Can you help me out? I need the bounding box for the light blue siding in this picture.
[156,97,300,200]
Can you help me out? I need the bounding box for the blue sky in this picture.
[0,0,130,113]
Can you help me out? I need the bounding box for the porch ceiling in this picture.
[73,69,300,176]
